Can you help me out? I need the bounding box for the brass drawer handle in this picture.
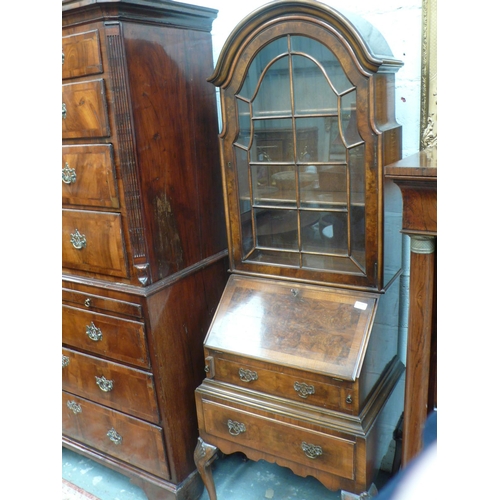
[70,229,87,250]
[62,162,77,184]
[107,428,122,445]
[62,355,70,368]
[86,322,102,342]
[239,368,258,383]
[84,298,92,308]
[227,419,246,436]
[294,381,315,399]
[67,401,82,415]
[95,375,113,392]
[346,395,353,404]
[62,102,67,119]
[301,441,323,459]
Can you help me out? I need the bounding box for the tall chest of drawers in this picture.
[62,1,228,499]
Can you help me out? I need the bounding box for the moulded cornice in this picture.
[208,0,403,87]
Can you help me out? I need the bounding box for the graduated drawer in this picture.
[62,305,150,369]
[62,209,128,278]
[62,348,159,423]
[62,79,110,139]
[62,29,103,79]
[62,145,119,208]
[199,397,355,481]
[207,354,356,414]
[62,288,142,319]
[62,392,169,479]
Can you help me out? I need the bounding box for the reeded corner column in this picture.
[401,234,436,467]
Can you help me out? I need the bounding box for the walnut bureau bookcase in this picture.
[193,1,406,499]
[61,1,229,499]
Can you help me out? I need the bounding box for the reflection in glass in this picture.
[250,118,294,162]
[236,98,251,148]
[255,209,298,250]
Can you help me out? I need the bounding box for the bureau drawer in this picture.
[62,305,150,369]
[62,145,119,208]
[62,209,128,278]
[62,29,103,79]
[62,392,169,479]
[62,79,110,139]
[62,348,159,423]
[62,288,142,319]
[210,356,355,414]
[199,398,355,480]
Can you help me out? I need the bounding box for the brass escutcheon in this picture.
[67,401,82,415]
[301,441,323,459]
[239,368,258,383]
[227,419,246,436]
[294,381,315,399]
[95,376,113,392]
[107,428,122,445]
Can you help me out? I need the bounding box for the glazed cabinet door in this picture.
[216,21,400,289]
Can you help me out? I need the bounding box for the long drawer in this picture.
[62,305,150,369]
[62,288,142,319]
[62,208,128,278]
[62,79,110,139]
[208,354,357,414]
[62,392,169,479]
[62,144,119,209]
[198,396,356,481]
[62,348,159,423]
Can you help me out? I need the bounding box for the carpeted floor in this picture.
[62,479,101,500]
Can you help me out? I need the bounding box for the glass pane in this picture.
[349,144,365,202]
[251,119,294,162]
[253,56,291,117]
[302,254,362,274]
[341,91,362,147]
[255,209,299,250]
[303,164,346,208]
[248,248,300,267]
[239,37,289,100]
[292,55,337,115]
[327,117,346,162]
[252,164,296,207]
[236,98,251,148]
[291,36,353,94]
[301,211,348,255]
[234,146,253,255]
[295,117,328,162]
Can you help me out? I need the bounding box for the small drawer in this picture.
[62,392,169,479]
[209,356,356,414]
[62,30,103,79]
[62,79,110,139]
[62,209,128,278]
[62,145,119,209]
[62,348,159,423]
[62,288,142,319]
[62,305,150,369]
[200,398,355,480]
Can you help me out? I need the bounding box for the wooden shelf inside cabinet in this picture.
[384,147,437,467]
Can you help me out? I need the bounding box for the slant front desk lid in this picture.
[204,275,379,381]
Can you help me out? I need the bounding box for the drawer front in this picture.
[62,288,142,319]
[62,79,110,139]
[211,356,355,414]
[62,305,150,369]
[200,398,355,480]
[62,30,103,79]
[62,392,170,479]
[62,145,119,208]
[62,209,128,278]
[62,348,159,423]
